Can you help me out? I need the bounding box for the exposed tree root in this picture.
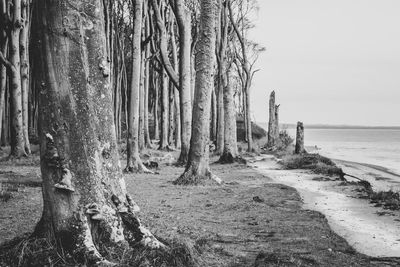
[125,155,154,174]
[216,153,246,165]
[173,166,223,185]
[0,198,177,266]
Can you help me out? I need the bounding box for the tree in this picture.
[35,0,163,264]
[267,90,279,148]
[174,0,222,185]
[295,121,306,154]
[0,0,28,158]
[126,0,151,172]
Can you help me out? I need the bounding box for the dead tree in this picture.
[267,91,279,148]
[174,0,222,185]
[295,121,306,154]
[35,0,163,264]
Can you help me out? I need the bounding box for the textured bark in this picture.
[36,0,162,264]
[267,91,277,148]
[295,121,306,154]
[174,0,221,185]
[126,0,150,172]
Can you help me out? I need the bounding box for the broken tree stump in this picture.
[267,91,279,148]
[295,121,306,154]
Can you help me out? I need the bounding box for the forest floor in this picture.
[1,145,400,266]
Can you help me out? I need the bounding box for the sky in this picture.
[249,0,400,126]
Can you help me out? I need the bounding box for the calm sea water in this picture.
[286,128,400,175]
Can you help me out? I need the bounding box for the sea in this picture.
[285,127,400,176]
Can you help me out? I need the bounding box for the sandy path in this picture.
[252,155,400,258]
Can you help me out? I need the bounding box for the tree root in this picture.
[216,153,247,165]
[174,165,223,185]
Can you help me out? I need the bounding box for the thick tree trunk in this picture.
[174,0,221,185]
[295,121,306,154]
[275,104,280,138]
[267,91,277,148]
[36,0,162,264]
[159,70,169,150]
[20,0,31,154]
[126,0,151,172]
[174,0,192,164]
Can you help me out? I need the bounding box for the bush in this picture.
[275,130,294,150]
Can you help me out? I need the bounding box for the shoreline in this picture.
[251,155,400,258]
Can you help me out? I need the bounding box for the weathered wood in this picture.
[295,121,306,154]
[267,91,278,148]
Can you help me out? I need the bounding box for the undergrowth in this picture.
[280,153,344,177]
[0,235,197,267]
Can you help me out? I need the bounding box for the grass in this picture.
[0,236,198,267]
[280,153,344,177]
[370,190,400,210]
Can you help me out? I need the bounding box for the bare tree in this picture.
[174,0,222,185]
[126,0,151,172]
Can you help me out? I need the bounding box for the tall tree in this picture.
[174,0,221,185]
[35,0,163,264]
[0,0,27,157]
[126,0,151,172]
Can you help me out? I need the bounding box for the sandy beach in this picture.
[251,155,400,258]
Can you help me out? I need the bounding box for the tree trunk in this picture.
[35,0,162,264]
[218,70,238,163]
[174,0,221,185]
[159,70,169,150]
[138,49,145,151]
[8,0,26,158]
[153,72,160,140]
[0,38,7,145]
[245,83,252,151]
[126,0,150,172]
[267,90,277,148]
[143,45,151,147]
[20,0,31,154]
[295,121,306,154]
[174,0,192,164]
[275,104,280,138]
[168,81,175,146]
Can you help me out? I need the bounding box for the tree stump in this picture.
[295,121,306,154]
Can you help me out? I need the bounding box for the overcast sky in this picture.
[249,0,400,126]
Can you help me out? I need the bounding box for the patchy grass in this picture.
[280,154,344,177]
[370,190,400,210]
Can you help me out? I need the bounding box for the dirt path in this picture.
[1,150,398,266]
[252,155,400,258]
